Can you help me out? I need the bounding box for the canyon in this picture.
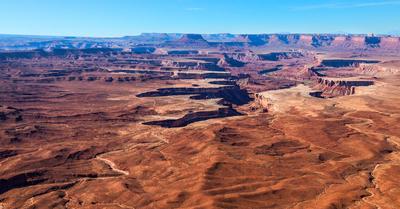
[2,33,400,52]
[0,33,400,209]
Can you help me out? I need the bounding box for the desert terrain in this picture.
[0,33,400,209]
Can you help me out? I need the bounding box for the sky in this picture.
[0,0,399,37]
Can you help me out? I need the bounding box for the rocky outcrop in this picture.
[224,34,400,51]
[178,34,208,43]
[312,77,374,98]
[253,93,270,112]
[218,54,246,67]
[355,61,400,76]
[225,52,261,63]
[320,59,380,68]
[0,171,47,194]
[143,108,242,128]
[161,60,224,71]
[235,34,268,46]
[130,47,156,54]
[26,73,174,84]
[259,52,304,61]
[268,34,301,45]
[163,34,209,47]
[365,36,381,47]
[137,85,252,105]
[311,35,335,47]
[258,66,282,75]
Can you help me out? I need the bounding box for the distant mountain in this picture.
[178,34,208,43]
[0,33,399,51]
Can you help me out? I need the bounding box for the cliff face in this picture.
[178,34,208,43]
[320,59,380,68]
[143,108,242,128]
[235,34,269,46]
[161,60,224,71]
[155,33,400,51]
[312,77,374,98]
[136,85,252,106]
[355,61,400,76]
[2,33,399,51]
[229,34,400,50]
[218,54,246,67]
[130,47,156,54]
[259,52,304,61]
[253,93,270,112]
[165,34,209,47]
[224,52,262,62]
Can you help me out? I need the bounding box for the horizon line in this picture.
[0,32,399,39]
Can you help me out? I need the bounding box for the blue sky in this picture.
[0,0,399,37]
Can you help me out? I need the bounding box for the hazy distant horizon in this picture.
[0,31,399,39]
[0,0,399,37]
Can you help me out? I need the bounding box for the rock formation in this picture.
[355,61,400,76]
[137,85,252,106]
[164,34,209,47]
[259,52,304,61]
[2,33,400,51]
[218,54,246,67]
[312,77,374,98]
[320,59,380,68]
[143,108,242,128]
